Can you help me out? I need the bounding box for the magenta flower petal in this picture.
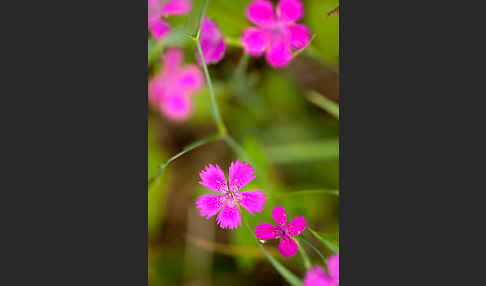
[160,0,192,16]
[277,0,304,23]
[241,27,270,56]
[246,0,276,28]
[216,205,242,229]
[287,24,310,50]
[287,216,306,236]
[149,18,171,40]
[327,254,339,283]
[196,194,223,219]
[228,160,256,191]
[149,48,204,122]
[162,47,184,71]
[176,65,204,93]
[197,17,226,65]
[160,92,193,122]
[265,38,293,68]
[148,75,164,107]
[199,163,228,193]
[237,190,267,215]
[303,266,335,286]
[148,0,162,19]
[255,222,281,240]
[272,205,288,229]
[278,235,298,258]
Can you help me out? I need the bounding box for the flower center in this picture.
[221,190,240,208]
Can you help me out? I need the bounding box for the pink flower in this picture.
[197,17,227,65]
[196,160,267,229]
[241,0,311,68]
[303,254,339,286]
[148,48,204,121]
[255,206,306,258]
[148,0,192,40]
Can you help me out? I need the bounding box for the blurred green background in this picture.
[148,0,339,285]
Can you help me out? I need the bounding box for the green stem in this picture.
[195,39,227,136]
[295,238,312,270]
[275,189,339,198]
[242,217,303,286]
[306,91,339,119]
[148,133,222,188]
[300,236,327,265]
[308,228,339,254]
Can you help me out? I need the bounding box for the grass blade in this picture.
[265,138,339,163]
[296,238,312,270]
[148,133,222,187]
[242,218,303,286]
[300,236,327,265]
[276,189,339,198]
[308,228,339,254]
[306,91,339,119]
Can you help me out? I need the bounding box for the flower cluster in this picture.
[148,48,203,121]
[195,159,338,285]
[147,0,311,120]
[196,160,308,257]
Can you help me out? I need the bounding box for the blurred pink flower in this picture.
[303,254,339,286]
[241,0,311,68]
[196,160,267,230]
[255,206,306,258]
[197,17,227,65]
[148,48,204,121]
[148,0,192,40]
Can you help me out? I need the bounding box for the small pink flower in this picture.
[197,17,227,65]
[148,48,204,121]
[196,160,267,230]
[255,206,306,258]
[148,0,192,40]
[303,254,339,286]
[241,0,311,68]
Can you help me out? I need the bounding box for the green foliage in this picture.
[308,228,339,254]
[148,119,167,235]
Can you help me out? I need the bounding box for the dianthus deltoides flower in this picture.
[255,206,306,257]
[303,254,339,286]
[241,0,311,68]
[196,160,267,229]
[148,48,203,121]
[197,17,226,65]
[148,0,192,40]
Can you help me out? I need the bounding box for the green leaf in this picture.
[276,189,339,198]
[265,138,339,163]
[300,236,327,265]
[308,228,339,254]
[296,238,312,270]
[306,91,339,119]
[257,243,303,286]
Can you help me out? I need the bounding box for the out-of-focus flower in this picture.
[241,0,311,68]
[255,205,306,258]
[197,17,227,65]
[303,254,339,286]
[148,0,192,40]
[196,160,267,229]
[148,48,203,121]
